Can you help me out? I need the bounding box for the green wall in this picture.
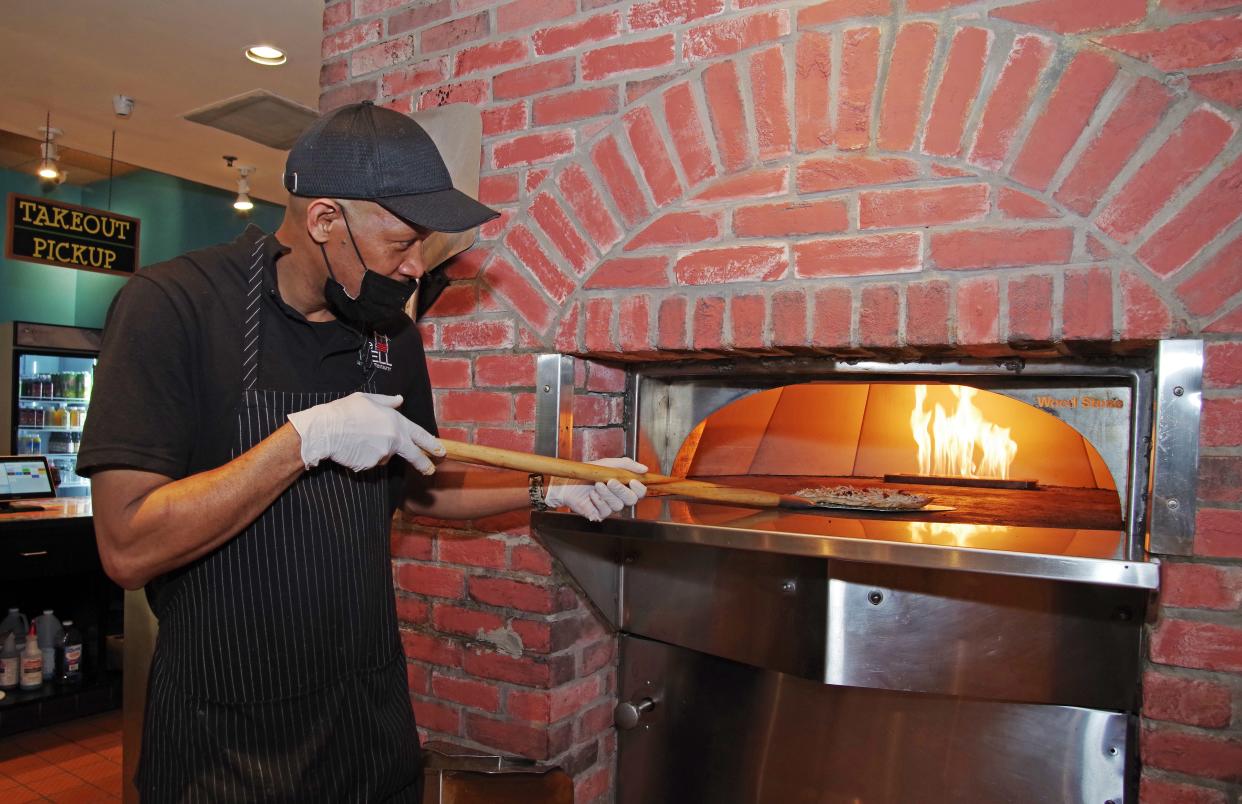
[1,166,284,329]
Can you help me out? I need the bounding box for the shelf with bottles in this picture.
[17,403,88,430]
[18,370,93,402]
[17,396,92,405]
[15,433,82,456]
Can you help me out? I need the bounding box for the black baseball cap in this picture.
[283,101,499,233]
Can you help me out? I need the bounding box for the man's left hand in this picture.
[544,458,648,522]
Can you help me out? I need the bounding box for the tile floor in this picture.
[0,711,123,803]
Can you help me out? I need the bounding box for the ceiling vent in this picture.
[183,89,319,151]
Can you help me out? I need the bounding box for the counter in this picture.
[0,498,120,737]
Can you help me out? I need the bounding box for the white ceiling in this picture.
[0,0,323,203]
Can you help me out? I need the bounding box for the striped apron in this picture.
[136,236,422,802]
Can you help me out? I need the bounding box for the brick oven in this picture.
[321,1,1242,801]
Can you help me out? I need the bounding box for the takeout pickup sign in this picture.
[6,193,140,274]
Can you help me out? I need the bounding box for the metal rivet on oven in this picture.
[1173,386,1184,397]
[780,580,797,595]
[542,384,552,393]
[1166,499,1180,511]
[1108,746,1119,756]
[868,590,884,605]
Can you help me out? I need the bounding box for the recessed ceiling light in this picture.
[245,45,286,66]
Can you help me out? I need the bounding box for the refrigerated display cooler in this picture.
[0,322,102,498]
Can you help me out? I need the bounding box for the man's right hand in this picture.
[287,392,443,473]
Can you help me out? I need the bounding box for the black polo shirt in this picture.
[77,225,436,510]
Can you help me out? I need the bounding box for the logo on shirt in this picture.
[367,334,393,372]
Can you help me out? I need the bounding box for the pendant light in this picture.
[234,165,255,212]
[37,112,63,182]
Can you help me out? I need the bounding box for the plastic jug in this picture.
[0,632,18,690]
[58,620,83,684]
[0,609,28,651]
[34,610,61,681]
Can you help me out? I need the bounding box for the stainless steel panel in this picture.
[536,507,1159,590]
[1149,340,1203,556]
[617,635,1131,804]
[534,354,574,459]
[622,539,826,679]
[535,527,624,630]
[635,378,753,475]
[537,514,1148,707]
[824,561,1145,710]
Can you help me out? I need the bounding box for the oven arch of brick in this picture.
[425,17,1242,361]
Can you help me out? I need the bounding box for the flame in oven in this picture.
[911,385,1018,480]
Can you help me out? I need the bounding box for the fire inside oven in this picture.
[656,381,1125,554]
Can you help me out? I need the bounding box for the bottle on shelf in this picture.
[50,404,67,428]
[0,632,18,690]
[57,620,83,684]
[35,610,61,681]
[0,608,28,650]
[20,624,42,690]
[22,361,39,397]
[49,431,72,454]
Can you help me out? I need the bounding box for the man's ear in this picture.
[305,198,340,245]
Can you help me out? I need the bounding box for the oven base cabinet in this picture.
[535,513,1149,803]
[617,635,1131,804]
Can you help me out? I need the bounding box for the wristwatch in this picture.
[528,473,549,511]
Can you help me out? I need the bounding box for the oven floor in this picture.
[689,475,1124,531]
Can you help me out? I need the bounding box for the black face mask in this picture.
[320,207,416,333]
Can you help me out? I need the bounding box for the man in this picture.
[77,101,647,802]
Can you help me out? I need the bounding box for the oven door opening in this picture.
[653,380,1126,558]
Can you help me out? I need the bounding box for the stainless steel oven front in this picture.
[532,341,1202,804]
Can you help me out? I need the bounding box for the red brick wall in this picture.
[322,1,1242,800]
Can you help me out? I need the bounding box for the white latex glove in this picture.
[286,392,443,473]
[545,457,649,522]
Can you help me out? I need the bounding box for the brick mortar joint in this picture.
[1141,718,1242,740]
[1138,770,1242,798]
[1147,609,1242,627]
[1145,663,1242,686]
